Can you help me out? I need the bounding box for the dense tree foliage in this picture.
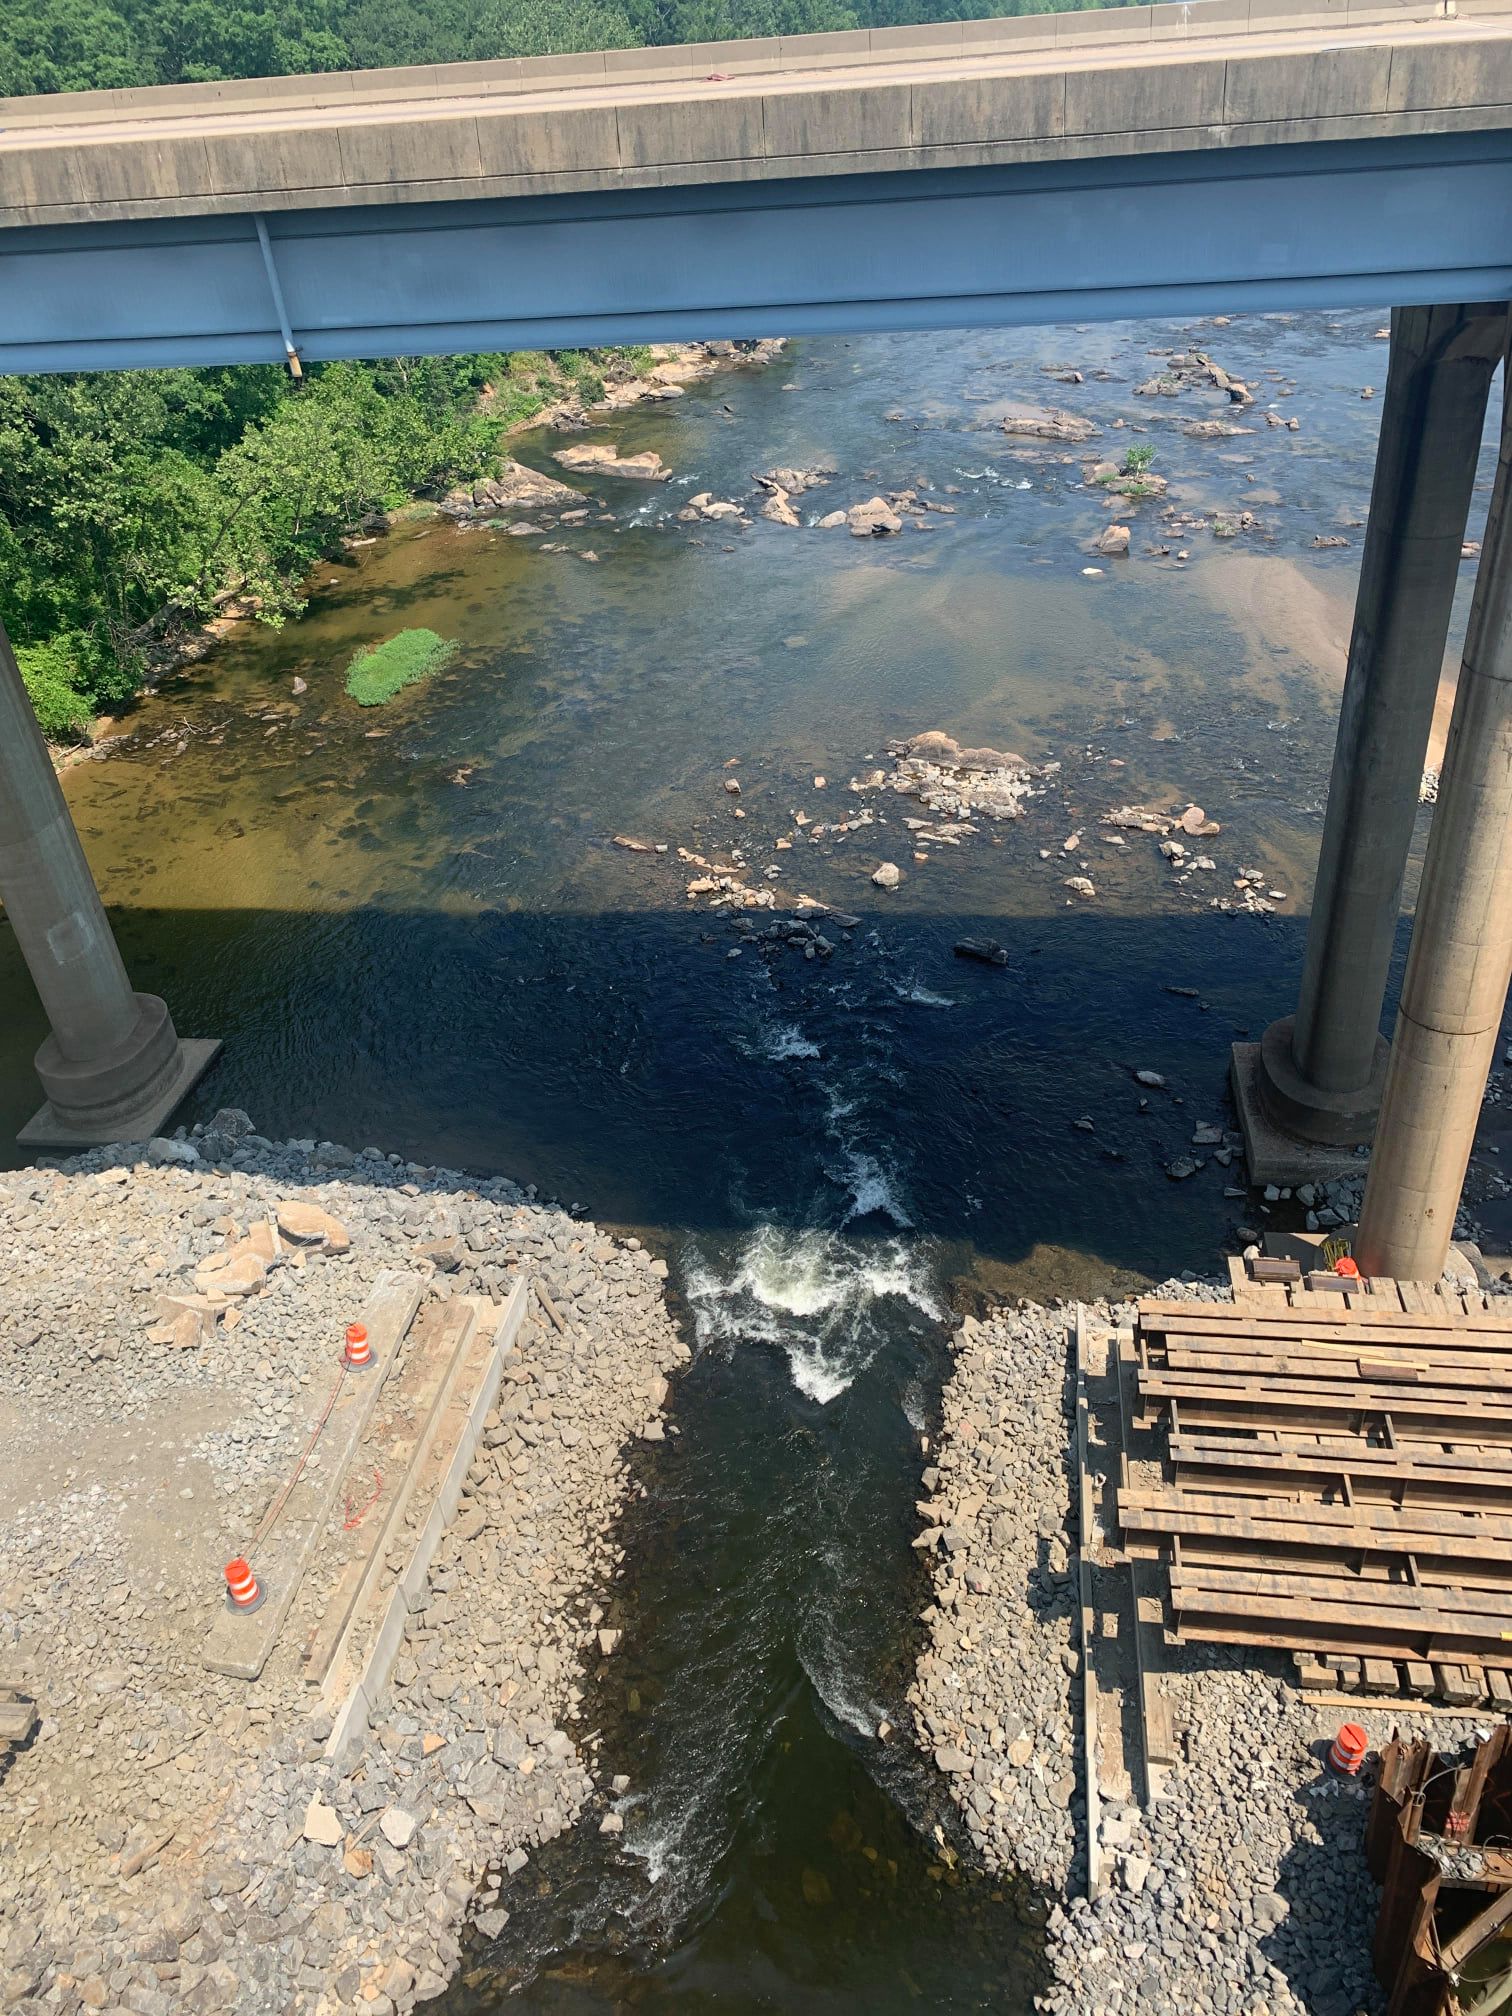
[0,350,627,733]
[0,0,1126,94]
[1,0,1127,731]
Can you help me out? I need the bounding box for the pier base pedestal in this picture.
[1230,1043,1373,1189]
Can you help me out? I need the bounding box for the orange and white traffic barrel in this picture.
[343,1322,371,1372]
[1328,1722,1368,1775]
[224,1557,265,1613]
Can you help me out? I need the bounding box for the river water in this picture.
[1,313,1495,2008]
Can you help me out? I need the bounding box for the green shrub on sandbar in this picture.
[344,628,457,706]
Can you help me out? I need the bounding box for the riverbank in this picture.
[0,1123,686,2015]
[53,338,788,766]
[912,1293,1504,2016]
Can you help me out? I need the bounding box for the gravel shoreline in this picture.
[0,1118,685,2015]
[911,1292,1499,2016]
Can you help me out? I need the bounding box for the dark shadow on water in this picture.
[2,902,1358,1278]
[437,1302,1052,2016]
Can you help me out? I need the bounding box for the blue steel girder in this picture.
[3,132,1511,374]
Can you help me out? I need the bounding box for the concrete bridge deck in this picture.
[1,0,1510,226]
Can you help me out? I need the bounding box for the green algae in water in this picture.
[345,628,457,706]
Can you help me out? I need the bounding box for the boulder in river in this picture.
[848,498,903,537]
[872,861,902,889]
[1093,524,1131,556]
[443,459,585,516]
[755,466,836,495]
[554,444,670,481]
[761,489,802,527]
[1000,406,1098,443]
[954,938,1009,966]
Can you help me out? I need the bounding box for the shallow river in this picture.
[1,314,1496,2009]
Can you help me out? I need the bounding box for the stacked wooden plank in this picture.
[1118,1277,1512,1703]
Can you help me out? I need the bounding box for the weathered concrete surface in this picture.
[1357,372,1512,1281]
[1240,306,1509,1176]
[0,615,220,1144]
[2,2,1511,226]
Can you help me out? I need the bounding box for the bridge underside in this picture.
[4,130,1512,374]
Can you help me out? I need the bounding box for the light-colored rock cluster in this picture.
[553,443,669,481]
[855,730,1051,823]
[440,459,585,519]
[1000,405,1100,443]
[0,1118,685,2015]
[1135,349,1255,406]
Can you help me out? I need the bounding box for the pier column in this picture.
[1356,374,1512,1282]
[1233,303,1508,1183]
[0,616,219,1147]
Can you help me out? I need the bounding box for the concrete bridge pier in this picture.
[1356,370,1512,1281]
[0,618,219,1147]
[1233,302,1509,1185]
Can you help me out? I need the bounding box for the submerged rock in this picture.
[1000,405,1098,443]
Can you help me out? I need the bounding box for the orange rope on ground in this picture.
[247,1361,349,1560]
[342,1467,384,1530]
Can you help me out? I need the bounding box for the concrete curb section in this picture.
[323,1278,529,1769]
[202,1269,426,1682]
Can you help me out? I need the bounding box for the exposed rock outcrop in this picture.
[553,444,670,481]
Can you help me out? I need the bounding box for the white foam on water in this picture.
[901,1378,927,1431]
[823,1084,859,1125]
[799,1633,882,1739]
[837,1147,914,1228]
[762,1022,821,1061]
[890,975,955,1008]
[684,1225,939,1403]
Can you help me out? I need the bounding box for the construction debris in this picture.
[1369,1724,1512,2013]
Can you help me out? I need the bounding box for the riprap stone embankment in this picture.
[0,1118,686,2015]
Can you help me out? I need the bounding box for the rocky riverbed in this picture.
[0,1119,685,2015]
[911,1293,1503,2016]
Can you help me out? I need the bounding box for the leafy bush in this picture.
[1122,443,1156,473]
[14,634,99,740]
[344,628,457,706]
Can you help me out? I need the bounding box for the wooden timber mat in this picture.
[1117,1265,1512,1708]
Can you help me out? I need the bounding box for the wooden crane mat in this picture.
[1117,1273,1512,1706]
